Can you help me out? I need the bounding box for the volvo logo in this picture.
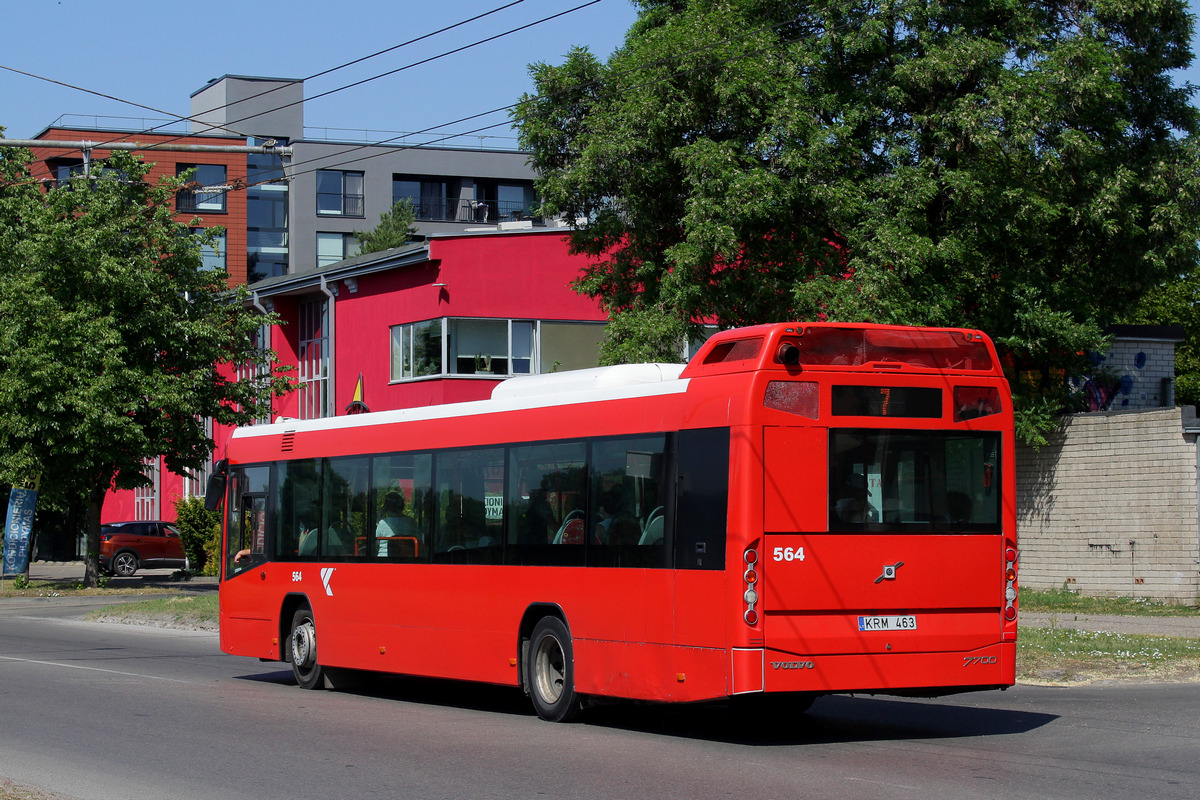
[770,661,815,670]
[874,561,904,583]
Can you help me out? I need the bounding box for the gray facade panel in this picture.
[289,141,536,272]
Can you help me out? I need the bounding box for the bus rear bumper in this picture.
[747,642,1015,695]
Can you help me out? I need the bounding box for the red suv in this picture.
[99,521,187,577]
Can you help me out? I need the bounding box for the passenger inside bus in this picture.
[376,491,418,556]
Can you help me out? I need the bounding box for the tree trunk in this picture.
[82,486,106,588]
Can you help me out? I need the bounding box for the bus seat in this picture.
[553,510,585,544]
[639,515,664,546]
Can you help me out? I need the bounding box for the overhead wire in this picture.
[0,0,543,162]
[266,13,821,184]
[4,6,821,197]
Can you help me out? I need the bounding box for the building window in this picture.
[236,322,273,425]
[316,232,360,268]
[177,164,228,213]
[298,297,331,419]
[474,180,537,223]
[389,319,603,381]
[247,138,289,281]
[134,458,160,520]
[191,228,226,272]
[317,170,364,217]
[538,321,605,373]
[182,418,214,498]
[390,319,444,380]
[50,160,86,187]
[393,176,453,221]
[496,183,535,221]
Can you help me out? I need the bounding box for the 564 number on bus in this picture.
[773,546,806,562]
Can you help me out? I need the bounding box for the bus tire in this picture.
[527,616,583,722]
[289,606,325,690]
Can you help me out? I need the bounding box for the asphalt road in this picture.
[1,596,1198,800]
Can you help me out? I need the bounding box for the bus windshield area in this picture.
[829,429,1000,532]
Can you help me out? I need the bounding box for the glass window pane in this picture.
[322,457,369,557]
[450,319,507,375]
[413,319,442,376]
[589,435,667,567]
[539,322,605,372]
[433,448,505,564]
[829,430,1001,531]
[389,326,406,381]
[508,442,587,550]
[372,453,432,560]
[316,232,344,267]
[512,321,534,374]
[275,459,322,560]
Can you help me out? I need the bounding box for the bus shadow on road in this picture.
[584,694,1058,746]
[236,669,1057,743]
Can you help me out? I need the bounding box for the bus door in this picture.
[762,425,1004,689]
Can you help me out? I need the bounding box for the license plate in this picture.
[858,615,917,631]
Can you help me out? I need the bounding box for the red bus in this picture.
[214,322,1018,721]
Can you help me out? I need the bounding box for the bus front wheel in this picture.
[289,606,325,690]
[527,617,582,722]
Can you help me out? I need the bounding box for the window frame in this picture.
[316,170,365,218]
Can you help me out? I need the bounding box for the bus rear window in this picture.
[799,327,993,371]
[829,429,1000,532]
[703,338,762,364]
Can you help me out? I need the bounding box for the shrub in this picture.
[173,496,221,576]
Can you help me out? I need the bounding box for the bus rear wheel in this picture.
[289,606,325,690]
[527,617,582,722]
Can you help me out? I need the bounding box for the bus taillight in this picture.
[744,548,760,627]
[1004,545,1019,621]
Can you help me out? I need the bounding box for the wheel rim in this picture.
[291,617,316,671]
[533,634,566,705]
[114,553,137,576]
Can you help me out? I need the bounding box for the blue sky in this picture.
[2,0,1199,143]
[0,0,639,141]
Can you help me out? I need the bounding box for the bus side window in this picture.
[371,453,432,561]
[674,428,729,571]
[225,465,269,578]
[323,456,369,558]
[588,434,667,568]
[276,459,321,560]
[433,448,504,564]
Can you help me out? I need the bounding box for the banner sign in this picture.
[3,487,37,577]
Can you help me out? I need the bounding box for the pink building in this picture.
[102,229,608,523]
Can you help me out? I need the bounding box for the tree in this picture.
[514,0,1200,441]
[0,143,291,585]
[353,199,418,255]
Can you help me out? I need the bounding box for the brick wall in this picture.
[1016,407,1200,604]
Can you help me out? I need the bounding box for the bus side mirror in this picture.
[205,460,228,512]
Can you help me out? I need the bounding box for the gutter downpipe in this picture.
[320,276,336,419]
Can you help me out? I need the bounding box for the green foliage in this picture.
[352,199,418,255]
[0,145,292,585]
[173,496,221,575]
[9,574,29,590]
[514,0,1200,443]
[599,304,691,364]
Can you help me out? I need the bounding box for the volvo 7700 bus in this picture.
[214,322,1018,721]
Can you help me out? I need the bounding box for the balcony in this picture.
[393,196,534,224]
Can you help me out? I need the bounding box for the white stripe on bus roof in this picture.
[232,374,693,440]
